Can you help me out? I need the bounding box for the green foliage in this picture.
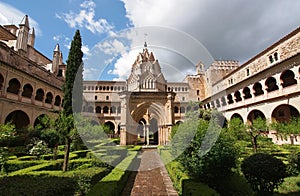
[271,118,300,144]
[182,180,219,196]
[227,117,248,140]
[241,153,287,195]
[165,161,189,194]
[175,118,239,185]
[0,175,76,196]
[63,29,83,115]
[287,151,300,176]
[3,160,40,173]
[276,175,300,194]
[0,123,16,172]
[9,160,64,175]
[247,117,269,153]
[88,151,138,196]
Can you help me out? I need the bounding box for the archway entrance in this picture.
[272,104,300,123]
[247,110,266,124]
[104,121,115,134]
[149,118,159,145]
[5,110,30,130]
[137,118,146,145]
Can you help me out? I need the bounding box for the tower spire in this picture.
[144,33,148,48]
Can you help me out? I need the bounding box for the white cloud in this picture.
[111,49,139,80]
[121,0,300,63]
[0,2,41,36]
[56,0,113,35]
[97,39,128,56]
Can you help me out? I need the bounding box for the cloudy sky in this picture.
[1,0,299,81]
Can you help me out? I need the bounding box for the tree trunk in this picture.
[290,135,294,145]
[252,136,258,153]
[62,138,71,171]
[53,144,58,160]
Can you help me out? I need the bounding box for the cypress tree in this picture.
[63,29,83,115]
[61,30,83,171]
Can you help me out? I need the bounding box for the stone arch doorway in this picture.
[5,110,30,130]
[104,121,115,134]
[247,109,266,124]
[149,118,159,145]
[137,118,146,144]
[34,114,50,129]
[271,104,299,123]
[231,113,244,123]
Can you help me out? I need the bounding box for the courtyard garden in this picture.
[1,109,300,195]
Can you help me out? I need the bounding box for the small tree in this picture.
[247,117,268,153]
[241,153,287,195]
[176,118,239,184]
[227,117,247,140]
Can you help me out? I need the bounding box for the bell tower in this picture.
[127,43,167,92]
[16,15,30,54]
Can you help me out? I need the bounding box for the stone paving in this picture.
[121,149,178,196]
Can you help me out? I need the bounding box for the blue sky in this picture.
[1,0,300,81]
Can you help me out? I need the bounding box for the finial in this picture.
[144,33,148,48]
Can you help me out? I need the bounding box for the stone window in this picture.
[268,51,280,65]
[246,68,250,76]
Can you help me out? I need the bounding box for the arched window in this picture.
[22,84,33,98]
[253,82,264,96]
[281,70,297,88]
[227,94,234,104]
[180,106,185,113]
[216,99,221,107]
[243,87,252,99]
[111,106,116,114]
[174,106,179,113]
[265,77,279,92]
[234,91,242,102]
[35,88,44,101]
[54,95,61,106]
[45,92,53,104]
[96,106,101,113]
[103,106,109,114]
[0,73,4,90]
[221,97,227,106]
[7,78,21,94]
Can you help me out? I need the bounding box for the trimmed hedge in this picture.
[9,160,64,175]
[40,152,78,160]
[182,180,219,196]
[165,161,189,194]
[0,167,111,196]
[87,151,138,196]
[4,160,41,173]
[0,175,76,196]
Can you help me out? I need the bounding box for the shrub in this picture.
[4,160,41,173]
[182,180,219,196]
[286,151,300,176]
[165,161,189,194]
[175,119,239,185]
[241,153,287,195]
[0,175,76,196]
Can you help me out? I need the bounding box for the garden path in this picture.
[121,149,178,196]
